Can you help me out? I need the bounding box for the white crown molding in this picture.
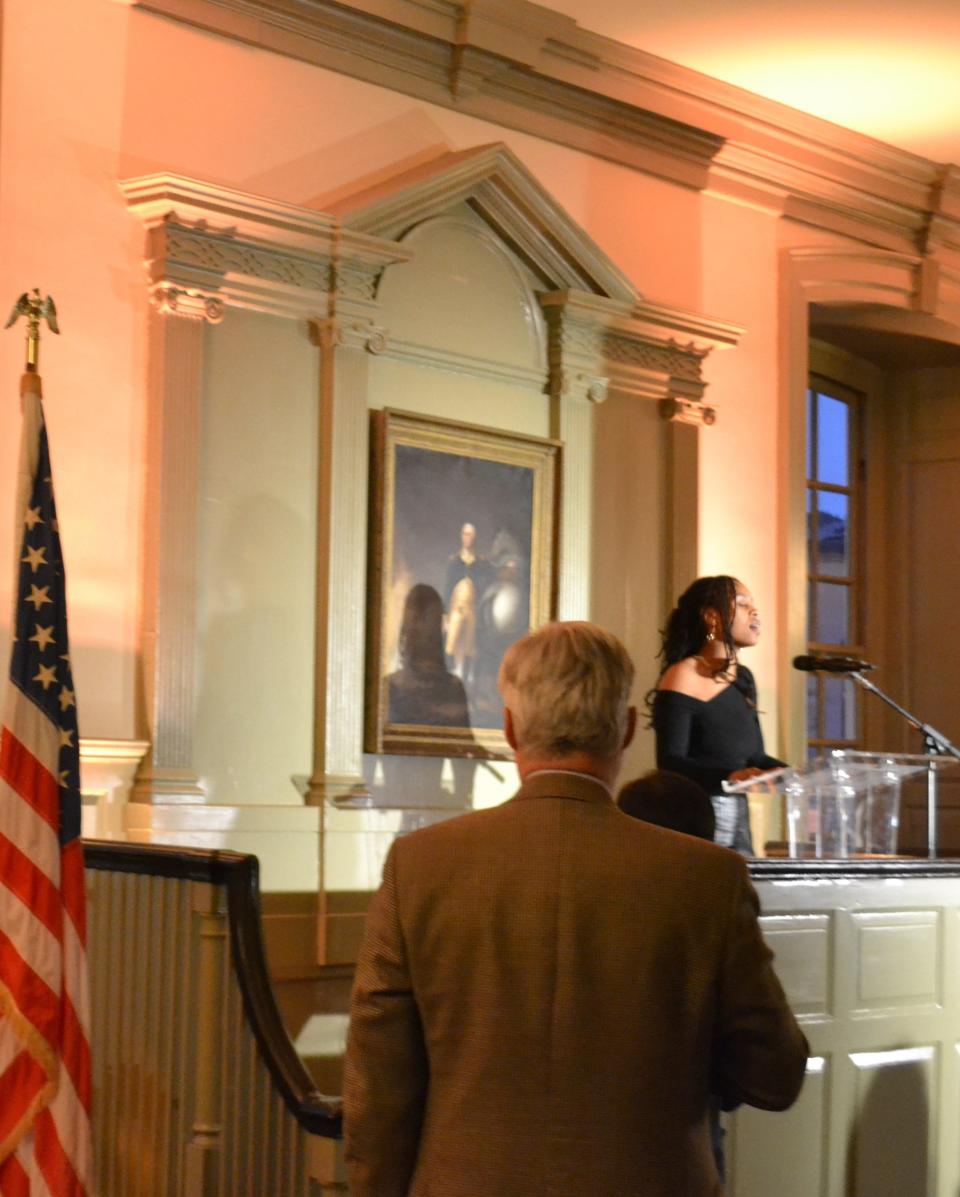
[131,0,960,259]
[380,337,548,391]
[121,172,411,319]
[629,299,743,354]
[706,145,932,253]
[539,289,743,354]
[119,172,337,246]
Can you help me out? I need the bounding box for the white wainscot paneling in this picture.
[761,913,833,1015]
[852,910,941,1010]
[850,1045,937,1197]
[746,872,960,1197]
[729,1056,828,1197]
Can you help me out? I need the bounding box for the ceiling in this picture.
[537,0,960,166]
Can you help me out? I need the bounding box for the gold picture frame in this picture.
[365,409,560,758]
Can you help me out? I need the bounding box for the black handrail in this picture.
[751,857,960,880]
[83,840,343,1139]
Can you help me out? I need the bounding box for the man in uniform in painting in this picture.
[443,521,492,693]
[345,620,807,1197]
[443,521,490,612]
[444,576,478,682]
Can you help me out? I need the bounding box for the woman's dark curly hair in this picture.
[657,575,740,672]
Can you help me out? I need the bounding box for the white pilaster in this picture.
[133,299,217,803]
[308,318,381,799]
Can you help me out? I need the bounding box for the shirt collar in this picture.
[517,769,615,801]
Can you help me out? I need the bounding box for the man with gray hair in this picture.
[344,621,807,1196]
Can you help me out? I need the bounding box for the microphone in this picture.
[792,654,876,673]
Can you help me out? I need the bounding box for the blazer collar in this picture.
[513,770,614,805]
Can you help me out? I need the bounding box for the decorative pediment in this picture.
[329,142,639,304]
[328,143,742,412]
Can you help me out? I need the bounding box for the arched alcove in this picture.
[376,207,546,373]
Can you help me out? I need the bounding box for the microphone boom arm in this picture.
[848,672,960,762]
[848,671,960,860]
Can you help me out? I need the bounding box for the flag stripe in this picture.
[0,692,59,785]
[0,1054,50,1145]
[60,841,87,945]
[0,834,63,945]
[44,1064,91,1181]
[0,933,60,1042]
[0,1149,31,1197]
[58,995,91,1114]
[33,1109,83,1197]
[0,1027,19,1079]
[0,731,60,836]
[0,1051,55,1160]
[61,922,90,1041]
[0,819,63,1009]
[0,778,61,888]
[10,1133,53,1197]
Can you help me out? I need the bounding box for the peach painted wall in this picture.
[699,194,783,754]
[0,0,706,754]
[0,0,143,737]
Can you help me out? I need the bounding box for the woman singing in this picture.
[650,575,784,855]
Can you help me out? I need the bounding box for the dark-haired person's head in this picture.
[398,583,446,671]
[617,770,715,842]
[658,575,740,668]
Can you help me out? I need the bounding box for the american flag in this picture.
[0,375,92,1193]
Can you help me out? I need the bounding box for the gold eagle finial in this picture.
[5,289,59,371]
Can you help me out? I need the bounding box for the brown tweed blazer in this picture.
[344,771,807,1197]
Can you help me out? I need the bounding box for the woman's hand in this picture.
[727,767,764,784]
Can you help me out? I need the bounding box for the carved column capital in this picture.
[552,369,609,404]
[150,284,226,323]
[309,317,388,354]
[542,295,612,407]
[659,396,718,427]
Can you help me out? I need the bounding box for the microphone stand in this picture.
[848,671,960,858]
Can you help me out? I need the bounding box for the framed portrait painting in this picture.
[365,409,560,758]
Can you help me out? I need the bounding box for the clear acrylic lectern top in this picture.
[723,750,958,859]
